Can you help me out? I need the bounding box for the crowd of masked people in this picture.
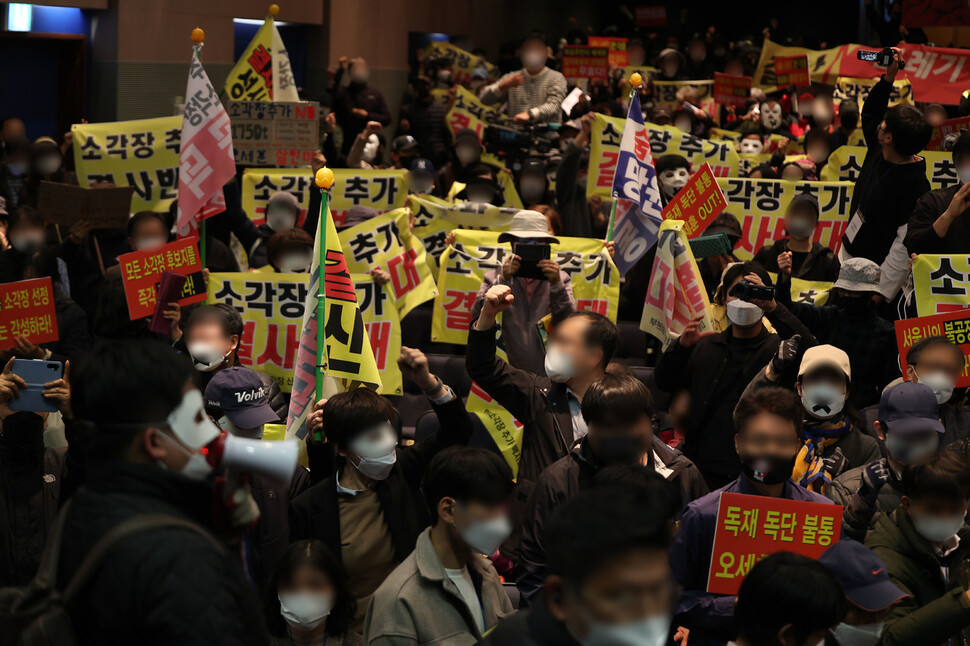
[3,18,970,646]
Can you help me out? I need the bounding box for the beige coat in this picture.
[363,528,514,645]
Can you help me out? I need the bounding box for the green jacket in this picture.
[865,508,970,646]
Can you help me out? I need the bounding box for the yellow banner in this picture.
[445,85,510,141]
[588,113,740,200]
[432,229,618,345]
[422,42,499,84]
[467,376,524,476]
[223,16,299,102]
[716,178,854,260]
[445,171,523,209]
[337,207,438,318]
[753,39,851,92]
[72,116,181,212]
[652,80,716,114]
[913,255,970,316]
[822,145,957,191]
[353,273,403,395]
[833,76,913,109]
[767,272,834,306]
[407,194,518,230]
[241,168,409,227]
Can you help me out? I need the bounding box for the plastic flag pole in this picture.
[191,26,208,268]
[313,167,335,442]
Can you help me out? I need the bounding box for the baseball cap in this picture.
[497,209,558,244]
[409,157,435,177]
[787,193,820,219]
[878,381,945,434]
[392,135,419,154]
[454,128,481,147]
[818,539,909,611]
[833,257,881,293]
[204,367,280,429]
[798,344,851,381]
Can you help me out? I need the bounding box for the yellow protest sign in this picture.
[753,39,850,92]
[913,255,970,316]
[833,76,913,109]
[223,15,299,102]
[716,178,854,260]
[338,207,438,318]
[468,376,524,476]
[72,116,181,212]
[241,168,409,227]
[822,145,958,191]
[408,194,518,230]
[767,272,834,306]
[432,229,618,345]
[422,42,498,85]
[652,80,716,114]
[445,172,524,209]
[445,86,510,141]
[589,113,740,200]
[353,273,403,395]
[207,272,310,392]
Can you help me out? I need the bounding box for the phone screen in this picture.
[857,50,879,62]
[514,242,551,280]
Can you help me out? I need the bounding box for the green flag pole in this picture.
[606,193,618,241]
[313,167,335,442]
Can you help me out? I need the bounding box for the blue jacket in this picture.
[670,475,835,646]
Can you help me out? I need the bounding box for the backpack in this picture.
[0,500,224,646]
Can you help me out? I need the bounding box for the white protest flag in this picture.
[177,45,235,233]
[610,92,664,275]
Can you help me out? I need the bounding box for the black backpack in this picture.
[0,500,223,646]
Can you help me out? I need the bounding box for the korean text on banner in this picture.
[822,145,957,191]
[421,42,498,85]
[228,101,320,167]
[223,15,299,102]
[707,492,842,595]
[207,272,309,393]
[913,255,970,316]
[661,163,726,238]
[588,37,628,67]
[714,73,752,108]
[561,46,609,80]
[773,55,811,87]
[408,194,518,230]
[833,76,913,109]
[119,237,206,320]
[0,278,58,350]
[445,86,510,141]
[337,207,439,318]
[640,219,713,346]
[652,80,717,116]
[468,373,525,476]
[72,116,181,213]
[896,311,970,388]
[354,274,403,395]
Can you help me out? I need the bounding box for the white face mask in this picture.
[156,430,214,481]
[800,382,846,419]
[278,252,311,273]
[831,622,884,646]
[134,236,167,252]
[520,177,545,202]
[725,300,764,328]
[456,509,512,555]
[583,613,671,646]
[959,165,970,185]
[266,207,296,233]
[349,424,397,480]
[544,345,576,382]
[456,145,479,165]
[739,138,764,155]
[279,592,333,631]
[362,134,380,164]
[912,510,966,543]
[659,168,689,198]
[521,50,547,70]
[188,342,229,372]
[166,389,222,449]
[762,103,783,130]
[10,232,45,253]
[37,155,61,176]
[916,370,956,405]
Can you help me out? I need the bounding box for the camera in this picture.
[729,280,775,301]
[483,123,561,165]
[856,47,905,70]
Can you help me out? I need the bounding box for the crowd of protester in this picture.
[4,14,970,646]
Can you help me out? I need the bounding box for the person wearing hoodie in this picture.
[754,194,841,283]
[250,191,301,270]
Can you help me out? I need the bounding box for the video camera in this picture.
[482,122,561,165]
[729,280,775,301]
[856,47,905,70]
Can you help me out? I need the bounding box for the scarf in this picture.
[792,417,852,493]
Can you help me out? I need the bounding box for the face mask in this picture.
[800,382,846,419]
[10,232,44,254]
[522,50,547,70]
[725,300,764,327]
[786,217,815,239]
[544,345,576,382]
[350,69,369,84]
[266,207,297,233]
[279,592,333,631]
[187,342,229,372]
[831,622,883,646]
[583,614,671,646]
[156,431,214,481]
[596,433,645,465]
[659,169,689,198]
[741,453,796,485]
[362,135,380,163]
[959,165,970,185]
[739,138,764,154]
[762,104,783,130]
[349,424,397,480]
[217,414,263,440]
[166,389,222,450]
[912,511,966,543]
[134,236,166,252]
[7,160,28,176]
[885,431,939,466]
[36,155,61,176]
[917,370,956,405]
[662,63,679,78]
[278,252,311,273]
[456,145,479,165]
[674,119,691,134]
[409,176,433,194]
[456,510,512,555]
[520,177,545,202]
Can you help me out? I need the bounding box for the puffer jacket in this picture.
[827,458,905,541]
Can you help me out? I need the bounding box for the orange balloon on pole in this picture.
[191,27,205,43]
[269,4,280,16]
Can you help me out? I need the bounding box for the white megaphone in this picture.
[205,432,298,484]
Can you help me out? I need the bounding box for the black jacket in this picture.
[753,239,841,283]
[841,77,930,264]
[247,466,311,592]
[477,594,580,646]
[288,395,473,563]
[57,460,268,646]
[905,184,970,255]
[44,291,91,365]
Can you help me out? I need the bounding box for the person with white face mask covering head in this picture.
[906,130,970,256]
[480,30,567,125]
[290,347,475,630]
[268,539,361,646]
[58,339,270,645]
[865,450,970,646]
[348,121,385,170]
[364,447,515,644]
[738,132,765,155]
[817,536,909,646]
[655,154,691,202]
[754,194,842,284]
[481,487,678,646]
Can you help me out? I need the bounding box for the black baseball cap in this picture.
[878,381,944,435]
[204,367,279,429]
[409,157,435,177]
[818,539,909,611]
[392,135,419,154]
[788,193,820,220]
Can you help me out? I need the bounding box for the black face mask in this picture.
[740,453,796,485]
[595,434,645,465]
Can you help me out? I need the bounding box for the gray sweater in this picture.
[480,67,567,123]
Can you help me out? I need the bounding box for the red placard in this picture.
[714,73,753,107]
[927,115,970,151]
[774,55,811,87]
[660,163,727,238]
[707,492,842,595]
[896,311,970,387]
[0,278,58,350]
[119,237,206,320]
[562,46,610,80]
[588,37,628,68]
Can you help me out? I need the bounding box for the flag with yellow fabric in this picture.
[224,14,299,102]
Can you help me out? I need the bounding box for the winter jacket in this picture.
[334,73,392,155]
[42,291,91,365]
[753,238,841,283]
[828,457,905,541]
[247,466,311,591]
[57,459,269,646]
[904,184,970,254]
[866,508,970,646]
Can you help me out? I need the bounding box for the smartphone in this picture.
[514,242,551,280]
[9,359,63,413]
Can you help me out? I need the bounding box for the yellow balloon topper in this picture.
[315,167,335,190]
[629,72,643,87]
[269,4,280,16]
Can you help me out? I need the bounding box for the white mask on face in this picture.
[916,370,956,405]
[659,168,689,198]
[278,252,311,273]
[959,165,970,185]
[188,342,229,372]
[409,176,433,194]
[544,345,576,382]
[266,207,297,233]
[725,300,763,327]
[583,613,671,646]
[456,145,479,165]
[912,511,966,543]
[279,592,333,631]
[739,138,764,155]
[362,134,380,164]
[800,382,846,419]
[166,389,222,449]
[349,424,397,480]
[156,430,214,481]
[761,103,783,130]
[831,622,883,646]
[10,232,45,253]
[134,236,166,252]
[522,50,547,70]
[456,509,512,555]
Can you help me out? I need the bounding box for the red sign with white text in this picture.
[707,492,842,595]
[0,278,58,350]
[661,163,727,238]
[774,55,811,87]
[896,311,970,387]
[120,237,206,320]
[562,46,610,80]
[588,37,628,68]
[714,73,753,107]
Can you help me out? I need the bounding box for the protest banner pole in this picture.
[313,167,336,434]
[606,72,644,241]
[191,26,208,268]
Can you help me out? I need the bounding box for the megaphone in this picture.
[206,432,298,484]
